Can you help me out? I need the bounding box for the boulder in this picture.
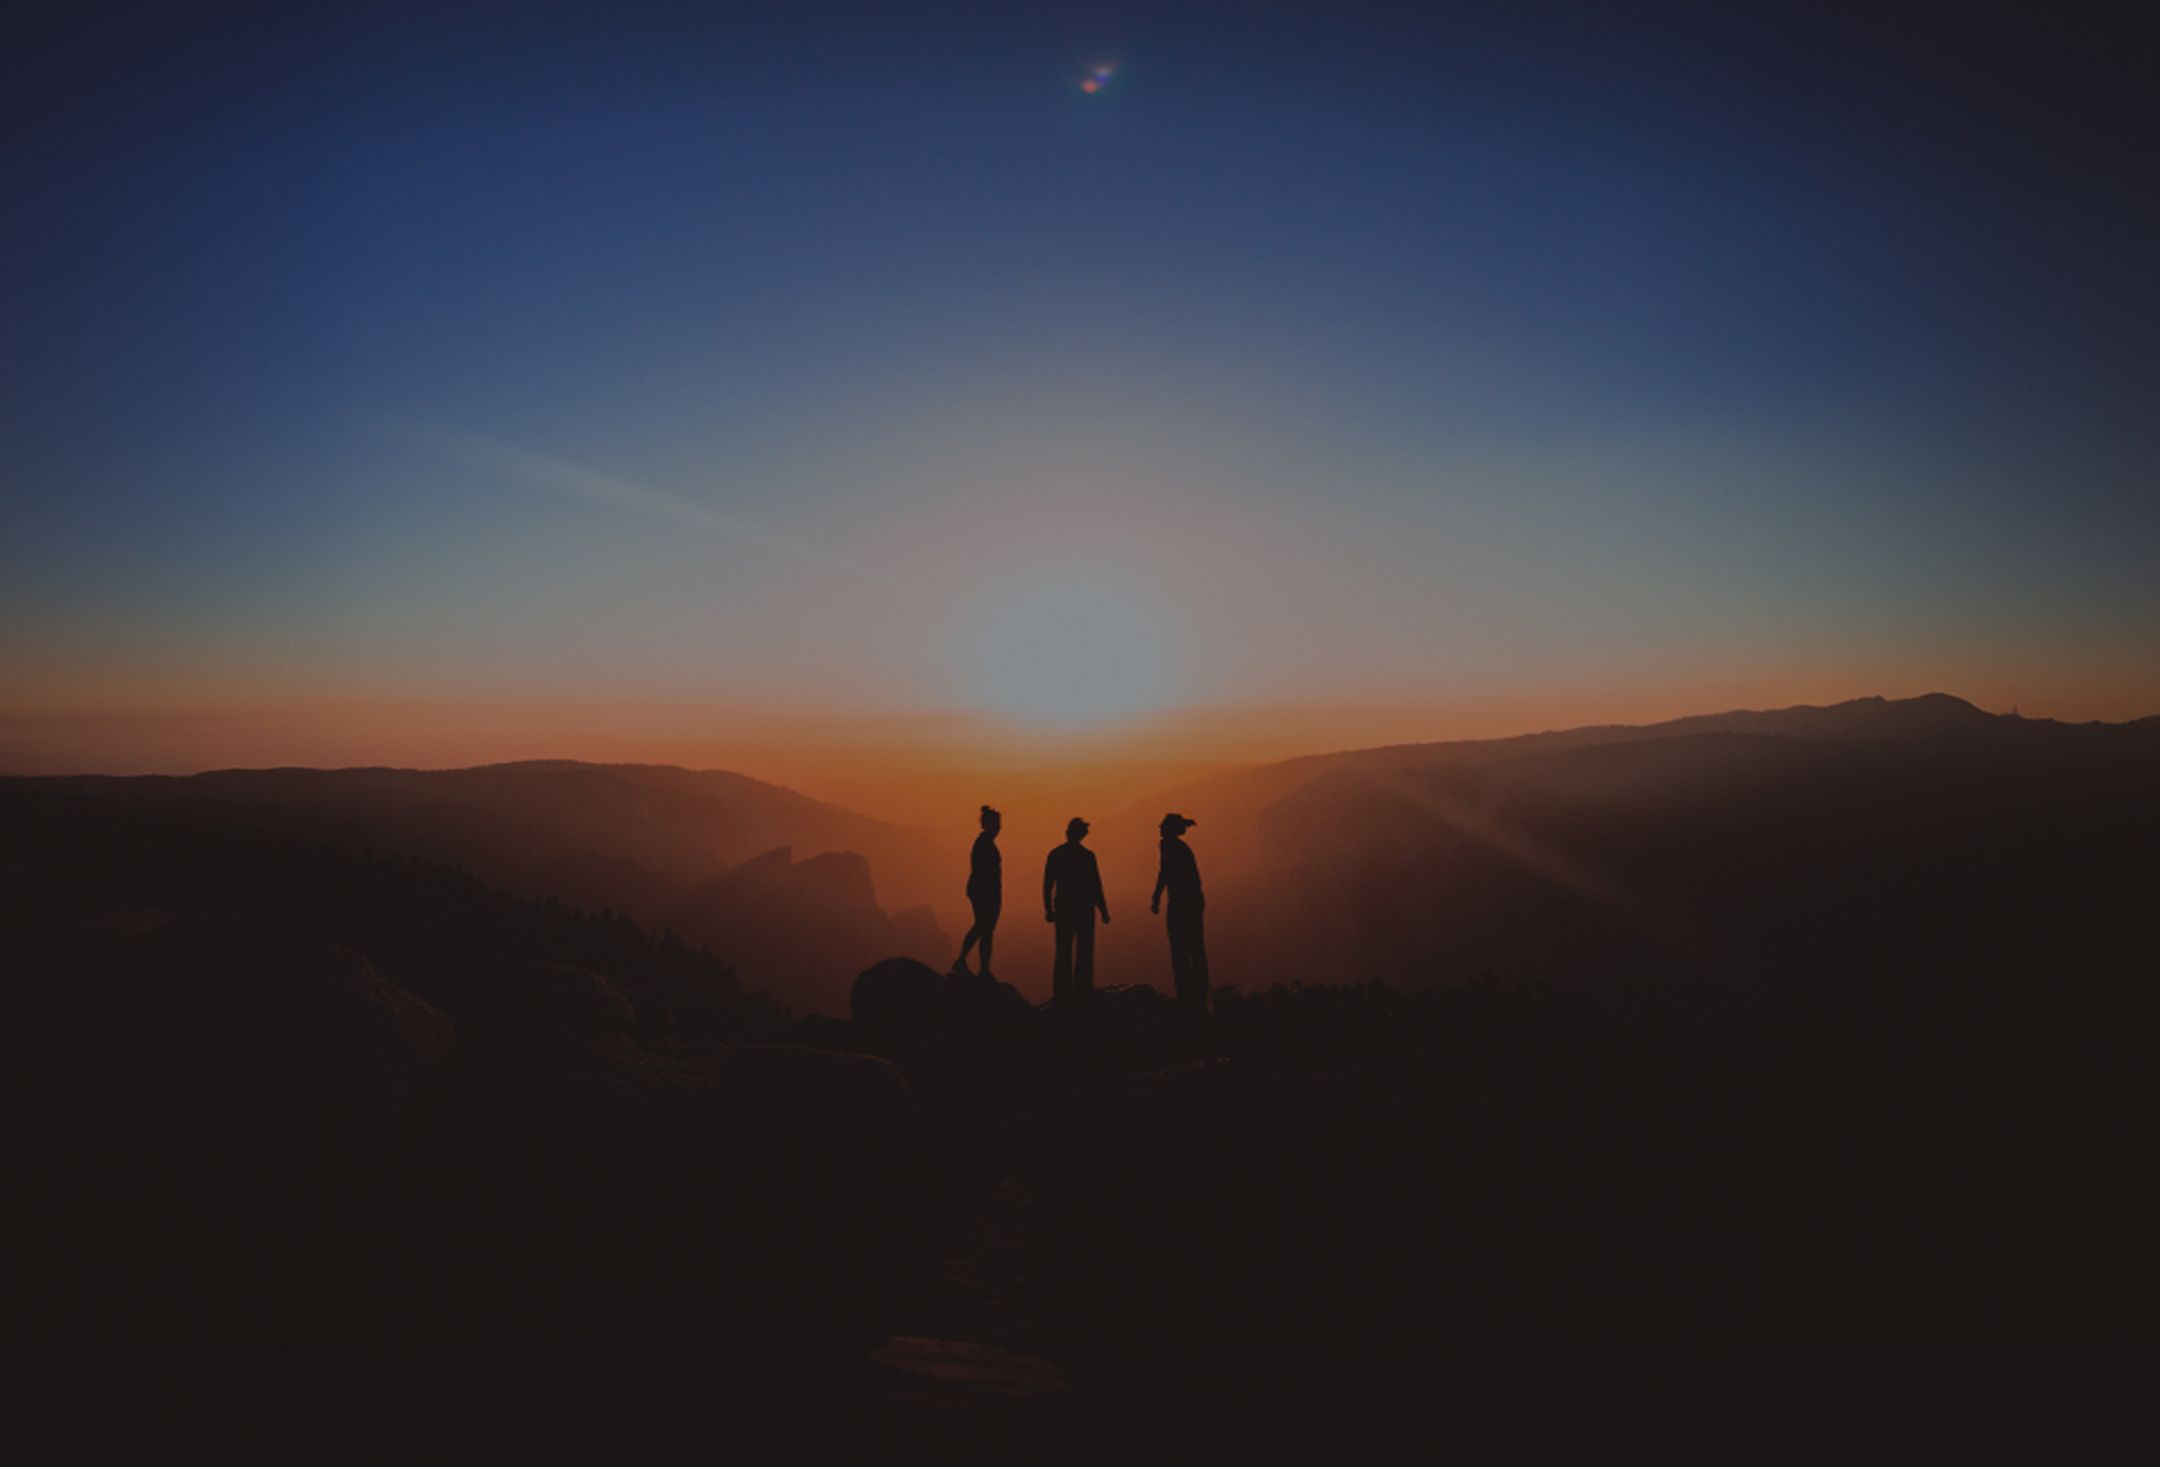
[852,956,942,1030]
[938,966,1035,1022]
[938,964,991,1007]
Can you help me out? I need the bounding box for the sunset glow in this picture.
[11,2,2160,1410]
[4,7,2155,793]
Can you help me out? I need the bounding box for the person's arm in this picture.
[1151,856,1167,915]
[1043,853,1057,922]
[1094,854,1111,922]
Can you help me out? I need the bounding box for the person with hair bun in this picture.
[953,804,1003,978]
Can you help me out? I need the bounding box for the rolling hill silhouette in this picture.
[1111,692,2065,853]
[18,761,948,1013]
[1084,694,2160,996]
[20,695,2157,1014]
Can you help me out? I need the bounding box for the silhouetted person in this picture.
[1151,813,1209,1013]
[954,805,1002,978]
[1044,816,1109,1008]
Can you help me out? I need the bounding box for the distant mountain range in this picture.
[15,694,2157,1012]
[1115,691,2151,842]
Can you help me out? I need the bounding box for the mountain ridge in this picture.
[1104,691,2160,837]
[8,760,949,1011]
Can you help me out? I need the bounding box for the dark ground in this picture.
[5,786,2159,1460]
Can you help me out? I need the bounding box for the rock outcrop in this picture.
[852,956,944,1031]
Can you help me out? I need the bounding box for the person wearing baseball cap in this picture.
[1151,813,1209,1014]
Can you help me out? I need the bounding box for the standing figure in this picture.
[1043,816,1110,1008]
[954,804,1002,978]
[1151,813,1209,1013]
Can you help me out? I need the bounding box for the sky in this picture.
[5,1,2158,782]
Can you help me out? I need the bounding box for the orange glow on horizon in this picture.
[7,662,2157,823]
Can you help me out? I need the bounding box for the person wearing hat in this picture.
[1150,813,1209,1014]
[953,804,1002,979]
[1042,816,1110,1008]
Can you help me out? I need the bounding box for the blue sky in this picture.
[4,1,2156,768]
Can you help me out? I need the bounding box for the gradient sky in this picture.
[5,1,2158,776]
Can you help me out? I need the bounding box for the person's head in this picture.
[980,804,1001,834]
[1065,816,1089,843]
[1159,813,1196,838]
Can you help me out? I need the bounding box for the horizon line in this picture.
[10,689,2155,786]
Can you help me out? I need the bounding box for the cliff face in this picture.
[661,846,947,1017]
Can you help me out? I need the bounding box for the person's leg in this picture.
[1053,920,1074,1006]
[1189,910,1209,996]
[961,899,995,974]
[1074,917,1095,999]
[1170,908,1209,1012]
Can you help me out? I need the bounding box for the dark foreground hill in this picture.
[7,779,2160,1458]
[12,760,948,1013]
